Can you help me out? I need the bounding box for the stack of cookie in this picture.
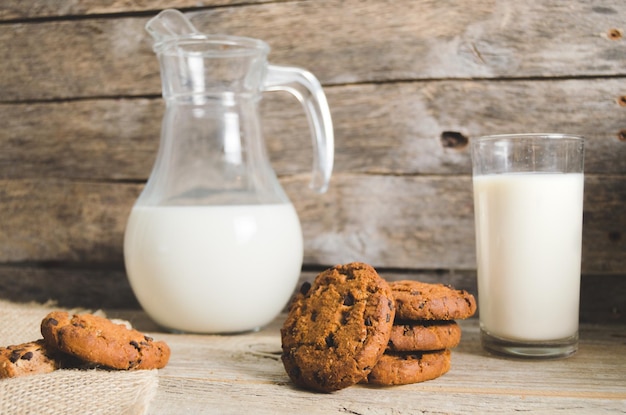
[0,311,170,378]
[365,280,476,386]
[280,262,476,392]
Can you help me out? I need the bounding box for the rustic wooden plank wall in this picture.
[0,0,624,322]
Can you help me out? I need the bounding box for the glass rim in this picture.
[154,33,270,56]
[474,133,585,144]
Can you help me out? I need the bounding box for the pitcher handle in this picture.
[264,65,334,193]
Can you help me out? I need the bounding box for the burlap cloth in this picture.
[0,300,159,415]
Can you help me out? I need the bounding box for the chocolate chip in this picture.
[311,310,318,322]
[325,333,336,348]
[144,336,153,342]
[343,292,355,306]
[20,351,33,361]
[9,351,21,363]
[365,316,372,326]
[72,320,86,328]
[299,281,311,295]
[345,269,357,280]
[48,318,59,326]
[130,340,140,350]
[341,311,350,325]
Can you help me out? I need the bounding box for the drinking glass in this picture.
[471,133,584,358]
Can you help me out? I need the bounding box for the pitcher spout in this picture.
[145,9,200,45]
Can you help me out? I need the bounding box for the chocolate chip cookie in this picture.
[41,311,170,370]
[364,349,451,386]
[391,280,476,321]
[388,320,462,352]
[281,262,395,392]
[0,340,61,378]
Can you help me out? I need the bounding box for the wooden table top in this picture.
[113,312,626,414]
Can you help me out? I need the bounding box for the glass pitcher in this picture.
[123,10,333,333]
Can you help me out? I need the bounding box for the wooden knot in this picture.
[440,131,469,149]
[607,28,623,40]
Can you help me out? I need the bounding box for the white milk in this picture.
[124,204,303,333]
[473,173,584,341]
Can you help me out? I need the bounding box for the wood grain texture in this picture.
[0,265,138,309]
[0,0,278,20]
[1,79,624,181]
[114,314,625,414]
[188,0,626,81]
[0,179,136,262]
[1,0,625,101]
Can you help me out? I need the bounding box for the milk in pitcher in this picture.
[124,203,303,333]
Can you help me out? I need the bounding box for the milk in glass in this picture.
[473,172,584,341]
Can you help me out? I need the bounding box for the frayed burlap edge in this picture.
[0,300,159,415]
